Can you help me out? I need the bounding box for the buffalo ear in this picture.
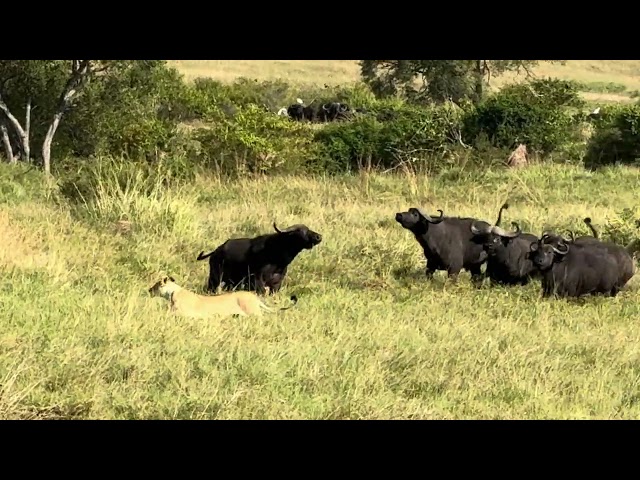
[529,242,539,252]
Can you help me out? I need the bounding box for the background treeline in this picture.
[1,60,640,184]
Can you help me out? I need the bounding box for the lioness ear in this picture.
[169,276,176,282]
[162,277,168,284]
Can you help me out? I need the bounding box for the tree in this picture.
[359,60,565,105]
[0,60,160,174]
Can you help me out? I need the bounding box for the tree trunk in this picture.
[0,119,15,164]
[23,97,31,163]
[41,60,90,175]
[474,60,484,105]
[42,111,63,175]
[0,98,29,162]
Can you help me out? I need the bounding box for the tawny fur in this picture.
[148,276,297,319]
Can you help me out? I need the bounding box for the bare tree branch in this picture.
[0,117,15,164]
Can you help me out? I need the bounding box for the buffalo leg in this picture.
[207,268,222,293]
[469,265,484,288]
[446,266,462,283]
[425,259,437,279]
[266,273,283,294]
[255,276,270,296]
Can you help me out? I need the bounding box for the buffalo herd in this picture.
[196,203,638,300]
[276,98,366,123]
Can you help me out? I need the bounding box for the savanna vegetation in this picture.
[2,60,640,419]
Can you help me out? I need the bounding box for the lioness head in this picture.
[148,276,177,299]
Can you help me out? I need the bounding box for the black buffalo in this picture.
[302,105,317,122]
[545,217,599,246]
[287,104,305,121]
[529,238,624,298]
[470,220,540,286]
[197,222,323,295]
[395,207,490,283]
[318,102,351,122]
[543,218,635,291]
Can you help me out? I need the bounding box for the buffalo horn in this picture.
[491,222,521,238]
[551,243,569,255]
[470,222,491,235]
[416,208,444,224]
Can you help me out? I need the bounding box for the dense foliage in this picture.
[0,60,635,178]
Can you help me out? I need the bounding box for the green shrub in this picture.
[57,62,185,160]
[190,104,318,175]
[584,104,640,168]
[314,102,466,173]
[462,78,586,156]
[313,117,384,172]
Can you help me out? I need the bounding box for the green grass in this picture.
[3,161,640,419]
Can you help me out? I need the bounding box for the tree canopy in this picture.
[359,60,565,105]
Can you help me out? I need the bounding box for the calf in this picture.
[395,207,490,284]
[197,222,323,295]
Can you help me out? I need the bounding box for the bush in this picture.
[57,62,186,160]
[314,102,467,173]
[584,104,640,168]
[462,78,586,156]
[190,104,318,175]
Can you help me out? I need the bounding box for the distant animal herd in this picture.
[148,202,639,317]
[276,98,365,123]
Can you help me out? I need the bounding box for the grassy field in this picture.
[168,60,640,104]
[3,161,640,419]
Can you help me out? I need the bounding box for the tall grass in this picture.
[3,160,640,419]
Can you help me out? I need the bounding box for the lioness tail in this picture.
[279,295,299,311]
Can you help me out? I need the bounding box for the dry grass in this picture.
[168,60,640,104]
[3,162,640,419]
[169,60,361,86]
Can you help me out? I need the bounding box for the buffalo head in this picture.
[529,239,569,270]
[395,207,445,233]
[273,222,322,250]
[470,221,521,255]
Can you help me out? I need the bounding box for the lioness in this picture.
[148,276,298,318]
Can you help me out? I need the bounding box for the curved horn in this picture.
[322,104,330,111]
[416,208,445,224]
[491,222,521,238]
[583,217,599,238]
[551,243,569,255]
[567,230,576,242]
[274,222,304,234]
[495,202,509,226]
[470,221,492,236]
